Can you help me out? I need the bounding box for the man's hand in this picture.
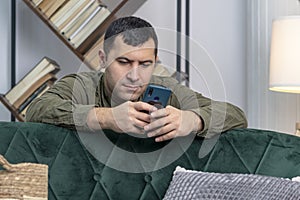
[144,106,203,142]
[87,101,157,134]
[110,101,158,134]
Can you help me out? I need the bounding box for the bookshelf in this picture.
[0,57,60,122]
[2,0,190,121]
[22,0,147,71]
[2,0,146,121]
[0,94,23,121]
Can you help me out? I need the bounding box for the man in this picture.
[26,16,247,142]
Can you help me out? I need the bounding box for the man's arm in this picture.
[26,72,159,134]
[86,101,157,134]
[144,76,248,141]
[189,92,248,137]
[168,81,248,136]
[25,73,95,130]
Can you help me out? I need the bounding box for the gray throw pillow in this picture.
[163,166,300,200]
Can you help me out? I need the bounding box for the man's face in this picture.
[103,36,157,104]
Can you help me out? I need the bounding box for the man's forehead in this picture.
[109,35,156,56]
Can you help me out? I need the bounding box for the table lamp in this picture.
[269,16,300,134]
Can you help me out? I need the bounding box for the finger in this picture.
[134,117,150,129]
[147,123,175,138]
[130,125,146,135]
[127,109,150,129]
[144,116,170,132]
[135,111,151,123]
[150,107,170,119]
[115,120,145,135]
[135,101,157,113]
[155,130,177,142]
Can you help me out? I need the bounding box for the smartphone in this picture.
[142,84,171,109]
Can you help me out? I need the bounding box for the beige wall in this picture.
[247,0,300,134]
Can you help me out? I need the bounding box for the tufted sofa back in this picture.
[1,122,300,200]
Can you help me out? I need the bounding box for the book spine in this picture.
[50,0,81,26]
[69,6,101,40]
[62,0,97,37]
[71,7,110,48]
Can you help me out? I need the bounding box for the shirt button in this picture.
[93,173,102,182]
[144,174,152,183]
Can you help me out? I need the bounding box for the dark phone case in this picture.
[142,84,171,109]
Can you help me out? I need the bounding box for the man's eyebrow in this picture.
[116,57,154,63]
[139,60,154,64]
[116,57,132,62]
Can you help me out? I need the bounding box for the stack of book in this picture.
[0,57,60,121]
[30,0,111,49]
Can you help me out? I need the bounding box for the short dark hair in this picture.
[103,16,158,57]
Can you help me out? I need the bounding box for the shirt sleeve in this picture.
[189,93,248,138]
[156,76,248,138]
[25,73,97,131]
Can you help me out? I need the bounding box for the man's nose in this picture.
[127,64,140,82]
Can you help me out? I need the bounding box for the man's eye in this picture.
[140,63,152,68]
[118,60,129,65]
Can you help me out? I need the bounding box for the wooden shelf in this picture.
[0,94,24,122]
[22,0,147,70]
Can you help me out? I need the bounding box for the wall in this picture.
[189,0,247,112]
[0,0,11,121]
[0,0,247,122]
[247,0,300,134]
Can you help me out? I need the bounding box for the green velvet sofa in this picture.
[1,121,300,199]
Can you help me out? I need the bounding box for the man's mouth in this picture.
[123,84,141,91]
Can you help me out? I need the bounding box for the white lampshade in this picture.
[269,16,300,93]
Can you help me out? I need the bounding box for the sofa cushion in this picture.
[163,166,300,200]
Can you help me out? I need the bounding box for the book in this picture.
[4,57,60,106]
[31,0,43,6]
[23,0,147,72]
[18,80,54,117]
[23,0,145,72]
[0,57,60,121]
[0,79,54,122]
[59,0,106,34]
[61,0,97,37]
[44,0,69,18]
[62,0,99,39]
[38,0,56,14]
[56,0,91,30]
[67,3,102,40]
[13,73,56,108]
[70,6,110,48]
[50,0,81,26]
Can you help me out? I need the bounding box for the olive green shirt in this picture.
[25,71,247,137]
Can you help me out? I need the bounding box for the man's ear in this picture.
[98,49,106,67]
